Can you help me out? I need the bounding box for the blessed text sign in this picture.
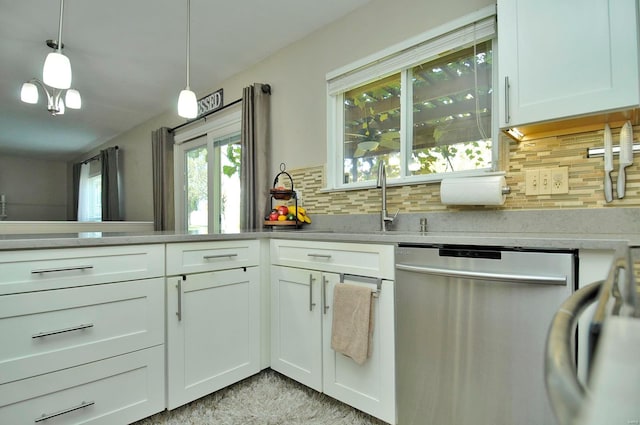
[197,89,223,116]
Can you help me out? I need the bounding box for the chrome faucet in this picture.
[376,160,398,231]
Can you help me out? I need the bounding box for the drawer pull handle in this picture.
[35,400,95,422]
[32,323,94,339]
[203,253,238,260]
[31,265,94,274]
[307,253,331,259]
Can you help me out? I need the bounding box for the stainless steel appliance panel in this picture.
[395,245,575,425]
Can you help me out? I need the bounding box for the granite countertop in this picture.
[0,228,635,254]
[1,209,638,253]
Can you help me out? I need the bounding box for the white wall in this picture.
[92,0,493,221]
[0,155,67,220]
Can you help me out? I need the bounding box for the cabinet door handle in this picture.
[31,265,93,274]
[307,253,331,259]
[504,76,510,124]
[32,323,94,339]
[35,400,95,423]
[176,277,183,321]
[322,275,330,315]
[203,253,238,260]
[309,274,316,311]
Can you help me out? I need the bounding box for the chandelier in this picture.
[20,0,81,115]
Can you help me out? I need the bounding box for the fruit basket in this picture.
[264,163,311,229]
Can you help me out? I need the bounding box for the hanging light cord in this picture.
[185,0,191,90]
[56,0,65,52]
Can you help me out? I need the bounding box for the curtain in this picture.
[72,162,82,220]
[101,147,122,221]
[151,127,175,231]
[240,83,271,230]
[77,163,92,221]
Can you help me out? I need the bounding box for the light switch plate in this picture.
[525,170,539,195]
[539,169,552,195]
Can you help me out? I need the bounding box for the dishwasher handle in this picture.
[396,263,567,286]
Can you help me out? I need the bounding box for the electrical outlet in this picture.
[551,166,569,194]
[539,168,552,195]
[525,170,539,195]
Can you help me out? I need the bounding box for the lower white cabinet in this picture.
[0,346,165,425]
[0,244,166,425]
[166,266,261,409]
[271,258,396,424]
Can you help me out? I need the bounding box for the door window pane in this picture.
[186,144,208,234]
[216,134,241,233]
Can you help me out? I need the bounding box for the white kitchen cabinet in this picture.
[166,241,261,410]
[270,265,325,391]
[0,244,165,425]
[498,0,639,128]
[0,346,164,425]
[270,239,396,424]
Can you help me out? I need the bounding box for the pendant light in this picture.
[20,0,81,115]
[178,0,198,118]
[43,0,72,89]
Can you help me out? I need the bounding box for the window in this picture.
[174,109,242,234]
[78,160,102,221]
[327,9,497,189]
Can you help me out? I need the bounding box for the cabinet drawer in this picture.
[270,239,394,279]
[0,244,165,295]
[166,240,259,275]
[0,346,165,425]
[0,278,164,384]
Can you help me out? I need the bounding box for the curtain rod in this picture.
[82,145,119,164]
[169,83,271,133]
[170,98,242,133]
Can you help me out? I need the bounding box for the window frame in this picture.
[326,5,499,190]
[173,107,242,233]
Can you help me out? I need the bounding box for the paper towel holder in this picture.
[502,186,511,195]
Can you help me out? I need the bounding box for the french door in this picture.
[174,110,241,233]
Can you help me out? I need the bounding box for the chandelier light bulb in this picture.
[20,82,39,104]
[43,51,72,89]
[65,89,81,109]
[178,88,198,119]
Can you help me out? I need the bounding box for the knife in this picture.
[603,124,613,203]
[617,121,634,199]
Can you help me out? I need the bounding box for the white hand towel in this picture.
[330,283,375,365]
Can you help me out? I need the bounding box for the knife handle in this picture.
[604,173,613,203]
[617,167,626,199]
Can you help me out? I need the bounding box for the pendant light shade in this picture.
[178,0,198,119]
[178,89,197,118]
[20,82,39,104]
[43,51,72,89]
[65,88,81,109]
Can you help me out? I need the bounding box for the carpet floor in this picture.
[133,369,388,425]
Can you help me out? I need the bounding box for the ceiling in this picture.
[0,0,370,161]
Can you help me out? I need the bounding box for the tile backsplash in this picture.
[288,125,639,215]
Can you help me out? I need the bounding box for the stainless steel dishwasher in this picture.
[395,244,576,425]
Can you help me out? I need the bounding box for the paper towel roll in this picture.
[440,176,508,206]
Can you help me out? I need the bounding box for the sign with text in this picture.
[197,89,223,117]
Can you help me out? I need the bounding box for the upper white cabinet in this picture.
[498,0,640,128]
